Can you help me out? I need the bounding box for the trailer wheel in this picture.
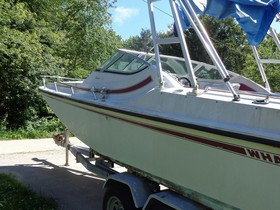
[103,183,138,210]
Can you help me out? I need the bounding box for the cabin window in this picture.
[195,66,222,80]
[99,52,121,70]
[106,53,148,73]
[149,56,194,76]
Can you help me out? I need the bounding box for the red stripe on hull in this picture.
[108,76,153,94]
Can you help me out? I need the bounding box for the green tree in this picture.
[243,36,280,92]
[157,25,183,57]
[0,1,66,129]
[123,17,249,74]
[184,16,250,74]
[57,0,122,77]
[0,0,121,129]
[123,28,153,51]
[22,0,122,77]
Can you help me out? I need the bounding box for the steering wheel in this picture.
[178,77,191,87]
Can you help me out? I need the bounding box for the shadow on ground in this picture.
[0,155,105,210]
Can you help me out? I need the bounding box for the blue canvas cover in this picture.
[177,0,280,46]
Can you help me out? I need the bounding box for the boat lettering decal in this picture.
[245,149,280,165]
[108,76,153,94]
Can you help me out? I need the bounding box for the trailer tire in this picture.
[103,183,139,210]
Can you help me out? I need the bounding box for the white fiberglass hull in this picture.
[41,90,280,210]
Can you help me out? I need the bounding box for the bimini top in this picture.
[177,0,280,46]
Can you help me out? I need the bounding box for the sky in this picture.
[110,0,173,40]
[110,0,280,40]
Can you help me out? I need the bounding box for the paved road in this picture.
[0,138,105,210]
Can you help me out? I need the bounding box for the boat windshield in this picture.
[149,56,194,76]
[99,50,232,81]
[99,51,149,74]
[148,54,227,80]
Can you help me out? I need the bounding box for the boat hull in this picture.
[41,91,280,210]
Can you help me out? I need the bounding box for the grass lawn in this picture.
[0,173,58,210]
[0,129,54,140]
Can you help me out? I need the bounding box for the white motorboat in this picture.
[39,1,280,209]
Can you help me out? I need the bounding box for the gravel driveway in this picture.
[0,138,105,210]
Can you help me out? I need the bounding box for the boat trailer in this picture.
[53,128,210,210]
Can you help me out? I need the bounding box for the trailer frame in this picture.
[54,128,210,210]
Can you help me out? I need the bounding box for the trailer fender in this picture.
[143,190,209,210]
[103,172,159,208]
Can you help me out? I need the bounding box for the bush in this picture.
[0,117,64,140]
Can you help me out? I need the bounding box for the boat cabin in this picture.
[83,49,269,96]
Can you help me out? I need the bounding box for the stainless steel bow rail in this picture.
[41,75,109,100]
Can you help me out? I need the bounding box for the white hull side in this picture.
[42,93,280,210]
